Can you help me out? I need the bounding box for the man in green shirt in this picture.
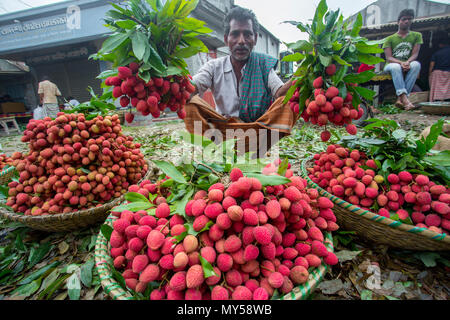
[382,9,423,111]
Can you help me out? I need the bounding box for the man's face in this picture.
[225,19,257,62]
[398,16,413,31]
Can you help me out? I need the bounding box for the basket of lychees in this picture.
[0,113,151,232]
[94,158,343,300]
[301,144,450,251]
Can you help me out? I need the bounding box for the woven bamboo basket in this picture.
[0,160,152,233]
[0,166,16,185]
[301,158,450,251]
[95,213,334,300]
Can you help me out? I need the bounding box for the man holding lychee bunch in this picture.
[382,9,423,111]
[183,6,297,155]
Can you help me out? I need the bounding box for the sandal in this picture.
[404,103,420,111]
[394,100,404,108]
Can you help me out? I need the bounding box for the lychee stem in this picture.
[161,220,171,233]
[260,265,273,272]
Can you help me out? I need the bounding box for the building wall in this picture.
[203,0,233,15]
[0,0,281,110]
[0,0,115,57]
[254,30,280,59]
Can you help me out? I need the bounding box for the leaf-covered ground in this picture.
[0,112,449,300]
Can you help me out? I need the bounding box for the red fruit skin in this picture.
[120,96,130,107]
[112,86,123,98]
[346,124,357,135]
[325,86,339,100]
[125,113,134,123]
[313,76,323,89]
[326,64,337,76]
[118,66,132,79]
[321,131,331,142]
[324,252,338,265]
[230,168,244,182]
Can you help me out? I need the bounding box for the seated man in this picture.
[429,31,450,102]
[184,6,296,156]
[382,9,422,111]
[64,96,80,110]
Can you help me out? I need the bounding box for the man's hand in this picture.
[275,78,293,99]
[401,61,410,71]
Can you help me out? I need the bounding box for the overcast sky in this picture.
[1,0,450,47]
[236,0,450,46]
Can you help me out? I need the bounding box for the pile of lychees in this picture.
[0,153,19,170]
[288,64,364,142]
[308,144,450,233]
[105,62,195,123]
[6,113,148,216]
[109,159,340,300]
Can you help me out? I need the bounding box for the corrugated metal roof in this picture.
[361,13,450,31]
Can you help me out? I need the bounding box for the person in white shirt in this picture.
[37,75,62,118]
[183,6,298,157]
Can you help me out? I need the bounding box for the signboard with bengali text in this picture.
[0,3,112,55]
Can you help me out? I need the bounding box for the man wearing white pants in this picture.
[382,9,422,111]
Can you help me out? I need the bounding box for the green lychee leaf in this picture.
[10,278,42,298]
[245,173,291,186]
[160,179,174,188]
[277,158,290,176]
[197,221,214,234]
[414,252,440,267]
[18,261,60,285]
[110,264,128,292]
[28,242,52,269]
[80,259,95,288]
[149,193,158,202]
[198,255,218,278]
[270,289,282,300]
[67,272,81,300]
[168,205,177,215]
[389,213,400,221]
[80,167,91,174]
[173,187,194,218]
[152,160,187,183]
[232,159,269,174]
[173,230,188,244]
[113,202,152,212]
[124,192,150,203]
[183,220,214,238]
[360,289,373,300]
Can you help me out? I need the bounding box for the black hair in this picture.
[224,6,259,37]
[435,30,449,46]
[67,96,74,100]
[40,75,50,81]
[398,9,415,22]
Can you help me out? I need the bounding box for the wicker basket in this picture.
[301,158,450,251]
[95,213,334,300]
[0,160,152,233]
[0,166,16,185]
